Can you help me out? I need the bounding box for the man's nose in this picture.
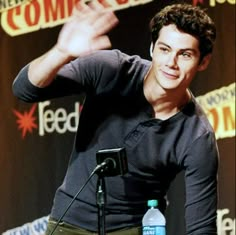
[166,53,178,68]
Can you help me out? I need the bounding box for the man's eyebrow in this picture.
[157,41,198,53]
[157,42,171,48]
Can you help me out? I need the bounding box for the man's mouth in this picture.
[161,70,179,80]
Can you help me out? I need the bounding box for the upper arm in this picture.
[12,50,120,102]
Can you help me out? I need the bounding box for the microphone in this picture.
[96,147,128,177]
[94,157,117,174]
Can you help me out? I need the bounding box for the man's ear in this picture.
[150,43,153,58]
[198,54,212,71]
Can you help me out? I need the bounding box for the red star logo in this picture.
[13,104,38,138]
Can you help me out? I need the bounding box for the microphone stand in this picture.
[49,148,128,235]
[48,162,108,235]
[95,147,128,235]
[96,174,106,235]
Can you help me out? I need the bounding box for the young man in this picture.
[13,2,219,235]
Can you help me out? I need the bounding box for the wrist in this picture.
[53,44,77,64]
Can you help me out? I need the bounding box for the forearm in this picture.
[28,46,74,88]
[184,133,219,234]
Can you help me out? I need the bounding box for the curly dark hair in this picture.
[150,4,216,60]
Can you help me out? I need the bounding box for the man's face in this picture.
[151,24,210,91]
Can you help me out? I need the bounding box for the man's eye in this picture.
[181,52,192,58]
[159,47,169,53]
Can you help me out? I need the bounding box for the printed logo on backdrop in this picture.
[12,83,236,139]
[0,0,154,36]
[0,0,31,12]
[2,216,49,235]
[13,101,82,138]
[196,82,235,140]
[13,103,38,138]
[217,209,236,235]
[1,0,235,37]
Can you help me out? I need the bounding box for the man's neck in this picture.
[143,70,191,120]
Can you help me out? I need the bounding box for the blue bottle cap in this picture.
[147,199,158,207]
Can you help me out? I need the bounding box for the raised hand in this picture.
[56,1,119,57]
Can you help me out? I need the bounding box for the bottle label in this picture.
[142,225,166,235]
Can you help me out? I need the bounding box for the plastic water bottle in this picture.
[142,199,166,235]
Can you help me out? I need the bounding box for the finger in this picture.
[88,0,105,11]
[73,0,106,17]
[72,1,93,17]
[92,11,119,36]
[72,1,104,25]
[90,35,112,51]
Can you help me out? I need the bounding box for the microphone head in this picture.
[96,148,128,177]
[104,157,117,171]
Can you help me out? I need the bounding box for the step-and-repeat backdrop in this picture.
[0,0,235,234]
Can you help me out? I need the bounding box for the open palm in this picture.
[56,1,119,57]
